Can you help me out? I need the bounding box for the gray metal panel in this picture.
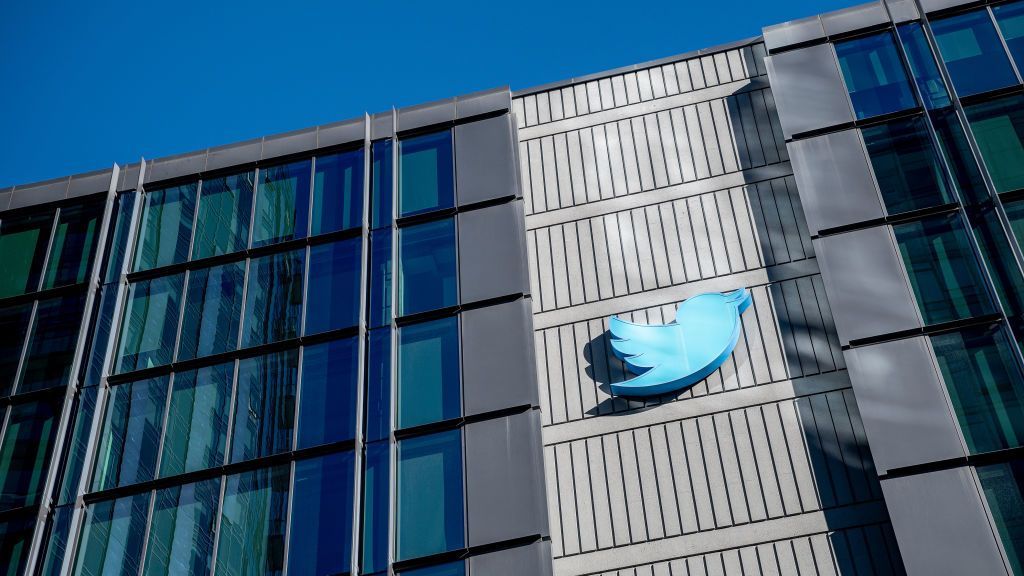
[0,188,11,211]
[789,129,884,235]
[9,177,70,209]
[882,468,1008,575]
[762,16,825,53]
[68,168,114,200]
[397,98,456,132]
[206,138,261,171]
[457,87,511,119]
[814,227,921,344]
[144,150,206,184]
[458,200,529,303]
[318,117,365,148]
[918,0,979,13]
[764,44,854,139]
[455,114,518,206]
[820,2,890,36]
[466,410,548,547]
[845,337,965,474]
[117,163,141,192]
[262,127,317,160]
[462,298,538,417]
[469,541,553,576]
[370,112,392,140]
[886,0,921,22]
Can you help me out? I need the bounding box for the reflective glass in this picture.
[401,561,466,576]
[995,1,1024,71]
[19,293,87,393]
[83,285,117,388]
[298,338,358,448]
[72,493,149,576]
[288,452,355,576]
[134,182,197,272]
[214,465,289,576]
[104,191,137,283]
[932,10,1018,97]
[40,505,74,576]
[0,513,34,576]
[399,131,454,217]
[117,274,184,373]
[178,261,245,361]
[965,95,1024,193]
[897,22,952,109]
[1006,198,1024,247]
[835,32,917,119]
[241,249,304,348]
[862,116,953,214]
[365,328,391,442]
[304,238,361,335]
[362,442,389,573]
[43,200,103,289]
[369,229,393,328]
[398,316,460,428]
[372,139,394,228]
[92,376,169,491]
[0,208,53,298]
[192,171,254,259]
[253,160,311,247]
[0,398,60,512]
[312,149,364,235]
[143,478,220,576]
[160,363,232,477]
[978,460,1024,575]
[230,350,297,463]
[894,214,995,324]
[0,303,32,396]
[399,218,457,316]
[57,387,98,505]
[396,429,464,561]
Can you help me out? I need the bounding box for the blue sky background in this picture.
[0,0,854,187]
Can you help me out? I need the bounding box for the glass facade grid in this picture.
[835,31,919,119]
[931,8,1020,97]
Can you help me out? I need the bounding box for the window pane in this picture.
[241,249,304,348]
[160,363,232,477]
[143,478,220,576]
[305,238,361,335]
[0,513,34,576]
[361,442,389,574]
[897,22,952,109]
[313,150,364,235]
[979,460,1024,575]
[862,116,953,214]
[72,493,149,576]
[214,465,289,576]
[399,218,457,316]
[253,160,311,247]
[836,32,917,119]
[40,505,75,576]
[117,274,184,373]
[19,293,87,393]
[83,285,117,388]
[365,328,391,442]
[298,338,358,448]
[399,131,454,217]
[43,200,104,289]
[58,387,99,506]
[965,95,1024,193]
[396,429,464,561]
[178,261,245,361]
[401,561,466,576]
[104,191,137,283]
[92,376,169,491]
[134,182,197,272]
[0,303,32,397]
[369,229,392,328]
[372,139,394,228]
[894,213,995,324]
[288,452,355,576]
[192,171,254,259]
[932,326,1024,453]
[230,350,297,463]
[932,10,1018,97]
[398,316,460,428]
[0,209,52,298]
[995,1,1024,71]
[0,398,60,512]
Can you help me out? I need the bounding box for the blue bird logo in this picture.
[608,288,752,397]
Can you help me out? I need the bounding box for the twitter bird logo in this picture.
[608,288,752,397]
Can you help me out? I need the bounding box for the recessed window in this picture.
[304,238,361,335]
[134,182,197,272]
[253,160,311,247]
[400,130,454,217]
[897,22,951,110]
[42,200,103,289]
[177,261,245,361]
[117,274,184,373]
[142,478,220,576]
[214,465,289,576]
[18,294,86,393]
[92,376,169,491]
[0,398,60,512]
[861,116,952,214]
[159,363,232,477]
[298,338,359,448]
[835,32,917,119]
[230,349,298,463]
[932,9,1018,97]
[0,209,53,298]
[241,249,304,348]
[396,429,464,561]
[965,95,1024,194]
[191,171,253,259]
[399,218,457,316]
[398,316,461,429]
[313,149,364,235]
[288,452,355,575]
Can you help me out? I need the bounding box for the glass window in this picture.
[142,478,220,576]
[965,95,1024,193]
[104,191,137,284]
[399,131,454,217]
[398,316,460,429]
[178,261,245,361]
[861,116,953,214]
[92,376,169,491]
[0,303,32,396]
[288,452,355,576]
[304,238,361,335]
[1006,198,1024,248]
[369,229,392,328]
[18,293,87,393]
[401,561,466,576]
[995,1,1024,71]
[313,149,364,235]
[72,493,149,576]
[897,22,952,110]
[57,387,99,506]
[230,350,297,463]
[894,214,995,324]
[932,107,991,204]
[214,465,289,576]
[0,208,53,298]
[298,338,358,448]
[159,363,232,477]
[253,160,311,247]
[396,429,464,561]
[0,398,60,512]
[43,200,103,289]
[362,442,389,574]
[365,328,392,442]
[192,171,254,260]
[372,139,394,228]
[241,249,304,348]
[835,32,917,119]
[932,10,1018,97]
[83,285,117,388]
[134,182,197,272]
[399,218,457,316]
[979,460,1024,575]
[40,505,74,576]
[117,274,184,373]
[0,513,35,576]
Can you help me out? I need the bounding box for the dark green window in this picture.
[398,316,460,429]
[134,182,197,272]
[0,514,35,576]
[104,191,137,283]
[396,429,464,561]
[0,209,53,298]
[862,116,953,214]
[369,229,392,328]
[399,218,457,316]
[298,338,358,448]
[362,441,389,573]
[159,363,232,477]
[192,171,253,259]
[92,376,169,491]
[42,200,103,289]
[897,22,952,110]
[241,249,304,348]
[313,150,364,235]
[178,261,245,361]
[0,398,60,512]
[142,478,220,576]
[72,493,149,576]
[978,460,1024,575]
[304,238,361,335]
[18,294,87,393]
[932,9,1019,97]
[399,131,454,217]
[401,561,466,576]
[288,452,355,575]
[995,1,1024,71]
[372,139,394,228]
[894,214,994,324]
[253,160,311,247]
[965,95,1024,193]
[230,349,297,463]
[835,32,917,119]
[0,303,33,396]
[214,465,289,576]
[117,274,184,373]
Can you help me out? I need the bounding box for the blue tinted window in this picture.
[298,338,358,448]
[995,1,1024,72]
[241,249,304,348]
[372,140,394,228]
[178,261,245,361]
[979,460,1024,575]
[305,238,361,335]
[396,429,464,561]
[401,561,466,576]
[39,505,74,576]
[313,150,364,235]
[399,218,457,316]
[214,465,289,576]
[73,493,149,576]
[0,208,52,298]
[192,171,254,259]
[58,387,98,505]
[92,377,168,491]
[19,294,87,394]
[400,131,454,217]
[104,192,137,283]
[253,160,311,247]
[365,328,392,442]
[362,442,389,573]
[159,363,232,477]
[288,452,355,576]
[43,200,103,289]
[861,116,953,214]
[933,10,1018,97]
[398,316,460,429]
[897,23,952,109]
[369,229,392,328]
[835,32,917,119]
[117,274,184,373]
[0,398,60,512]
[230,350,298,463]
[134,183,197,272]
[83,286,117,389]
[142,478,220,576]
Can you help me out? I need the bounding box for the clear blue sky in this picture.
[0,0,854,187]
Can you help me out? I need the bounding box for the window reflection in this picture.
[19,294,87,393]
[305,238,361,335]
[313,150,364,235]
[192,171,254,259]
[979,460,1024,575]
[0,398,60,512]
[142,478,220,576]
[134,183,197,272]
[399,131,454,217]
[118,274,184,373]
[897,22,951,110]
[994,1,1024,72]
[932,9,1018,97]
[230,350,297,463]
[861,116,952,214]
[72,493,149,576]
[835,32,917,119]
[92,376,168,491]
[43,200,103,289]
[0,208,54,298]
[399,218,457,316]
[964,95,1024,194]
[241,249,304,348]
[253,160,311,247]
[298,338,358,448]
[396,429,464,561]
[288,452,355,575]
[0,302,33,396]
[178,261,245,361]
[160,364,232,477]
[214,465,289,576]
[398,316,460,429]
